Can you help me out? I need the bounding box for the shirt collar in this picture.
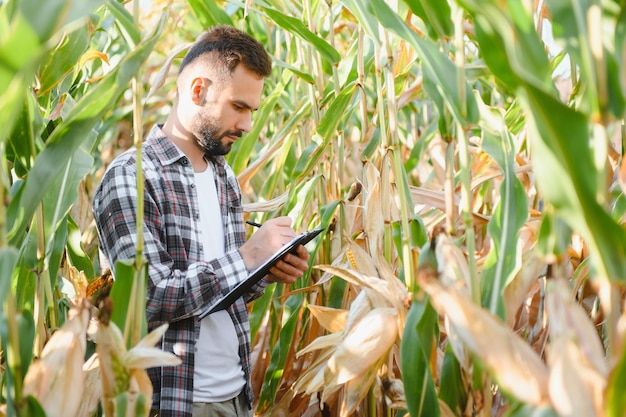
[147,124,227,169]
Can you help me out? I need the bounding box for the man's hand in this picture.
[238,217,310,282]
[266,244,310,283]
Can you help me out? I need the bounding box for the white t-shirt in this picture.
[193,163,246,402]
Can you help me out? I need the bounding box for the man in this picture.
[93,25,310,417]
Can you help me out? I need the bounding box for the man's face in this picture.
[191,64,265,156]
[192,112,240,156]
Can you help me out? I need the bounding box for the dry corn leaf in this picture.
[325,308,398,387]
[545,278,607,417]
[435,234,472,291]
[439,398,458,417]
[294,348,335,395]
[340,358,381,416]
[380,152,401,223]
[243,192,288,213]
[146,41,191,99]
[343,290,377,332]
[362,162,385,257]
[297,332,344,357]
[546,279,608,377]
[316,265,400,309]
[419,275,550,406]
[503,250,544,327]
[307,305,349,334]
[77,354,102,417]
[22,300,91,417]
[94,321,181,416]
[547,337,605,417]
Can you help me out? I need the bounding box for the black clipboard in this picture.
[199,226,324,319]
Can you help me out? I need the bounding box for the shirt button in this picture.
[181,158,188,165]
[190,183,195,188]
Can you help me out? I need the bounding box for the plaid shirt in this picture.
[93,124,266,417]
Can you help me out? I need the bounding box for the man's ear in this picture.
[190,77,211,106]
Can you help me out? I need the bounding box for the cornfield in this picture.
[1,0,626,416]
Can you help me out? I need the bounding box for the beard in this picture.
[192,114,242,156]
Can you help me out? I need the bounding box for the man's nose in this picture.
[235,112,252,132]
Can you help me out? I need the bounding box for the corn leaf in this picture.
[546,0,625,117]
[37,26,89,96]
[363,0,479,126]
[263,7,341,65]
[420,273,550,405]
[18,0,104,43]
[480,128,528,318]
[105,0,140,47]
[186,0,232,27]
[0,10,39,146]
[110,260,148,349]
[0,248,19,311]
[606,340,626,417]
[258,293,303,408]
[339,0,380,47]
[400,300,440,417]
[457,0,552,92]
[520,83,626,282]
[402,0,453,39]
[6,13,167,246]
[438,344,466,415]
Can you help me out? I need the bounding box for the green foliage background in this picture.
[1,0,626,416]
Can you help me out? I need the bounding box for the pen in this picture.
[246,220,263,228]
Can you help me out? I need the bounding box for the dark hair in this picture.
[179,25,272,78]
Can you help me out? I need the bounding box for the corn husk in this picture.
[546,278,606,417]
[93,321,181,417]
[419,273,550,406]
[22,300,91,417]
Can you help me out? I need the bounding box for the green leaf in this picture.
[19,0,105,43]
[0,248,19,312]
[480,128,528,318]
[16,310,36,375]
[23,396,47,417]
[249,284,274,342]
[546,0,625,118]
[0,10,40,146]
[403,0,453,39]
[0,308,36,411]
[187,0,233,27]
[536,208,571,261]
[37,25,89,96]
[438,344,467,414]
[258,293,303,408]
[105,0,140,47]
[272,57,316,85]
[7,92,40,177]
[400,300,440,417]
[263,7,341,65]
[339,0,381,47]
[6,14,166,246]
[458,0,552,92]
[520,82,626,282]
[363,0,479,126]
[316,81,358,140]
[606,337,626,417]
[110,259,148,349]
[292,82,358,182]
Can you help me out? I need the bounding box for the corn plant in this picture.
[2,0,626,416]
